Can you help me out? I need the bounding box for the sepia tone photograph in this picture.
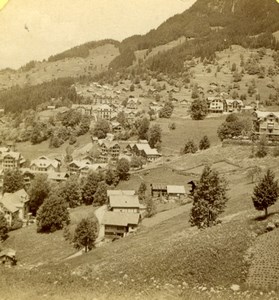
[0,0,279,299]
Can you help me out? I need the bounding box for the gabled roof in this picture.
[141,148,161,156]
[109,195,140,208]
[103,211,140,226]
[151,184,167,190]
[107,190,136,197]
[30,156,60,169]
[2,151,21,160]
[0,189,29,213]
[225,99,244,106]
[167,185,186,194]
[255,111,279,119]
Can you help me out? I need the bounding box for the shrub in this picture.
[199,135,210,150]
[184,140,198,154]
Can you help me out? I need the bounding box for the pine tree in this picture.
[73,218,98,253]
[0,212,8,241]
[252,169,278,218]
[36,195,70,233]
[190,166,228,228]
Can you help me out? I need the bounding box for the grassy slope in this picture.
[0,44,119,90]
[2,205,97,266]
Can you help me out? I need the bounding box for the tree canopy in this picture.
[252,169,278,217]
[36,195,70,233]
[3,169,24,194]
[190,99,208,120]
[73,218,98,253]
[190,166,228,228]
[28,174,50,215]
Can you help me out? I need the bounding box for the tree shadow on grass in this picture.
[253,211,279,221]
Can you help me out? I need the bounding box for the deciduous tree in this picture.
[3,169,24,194]
[190,99,208,120]
[73,218,98,253]
[36,195,70,233]
[252,169,278,218]
[116,158,130,180]
[28,174,50,215]
[148,124,162,148]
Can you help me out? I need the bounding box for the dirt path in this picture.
[141,204,191,228]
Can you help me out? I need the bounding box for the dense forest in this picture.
[0,78,80,113]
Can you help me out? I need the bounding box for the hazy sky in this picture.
[0,0,196,69]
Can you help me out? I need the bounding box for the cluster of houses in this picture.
[207,97,246,114]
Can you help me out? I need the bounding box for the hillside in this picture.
[109,0,279,72]
[0,42,119,90]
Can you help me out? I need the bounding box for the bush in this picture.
[184,140,198,154]
[199,135,210,150]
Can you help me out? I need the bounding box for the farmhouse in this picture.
[30,156,60,173]
[167,185,186,200]
[129,141,161,162]
[103,211,140,238]
[0,189,30,226]
[108,195,140,214]
[253,111,279,138]
[140,148,162,162]
[224,99,244,113]
[0,249,17,267]
[150,184,167,197]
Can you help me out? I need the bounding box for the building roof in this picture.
[107,190,136,197]
[103,211,140,227]
[30,156,60,169]
[255,111,279,119]
[225,99,244,106]
[48,172,69,181]
[167,185,186,194]
[109,195,140,208]
[151,184,167,191]
[0,189,29,213]
[141,148,161,156]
